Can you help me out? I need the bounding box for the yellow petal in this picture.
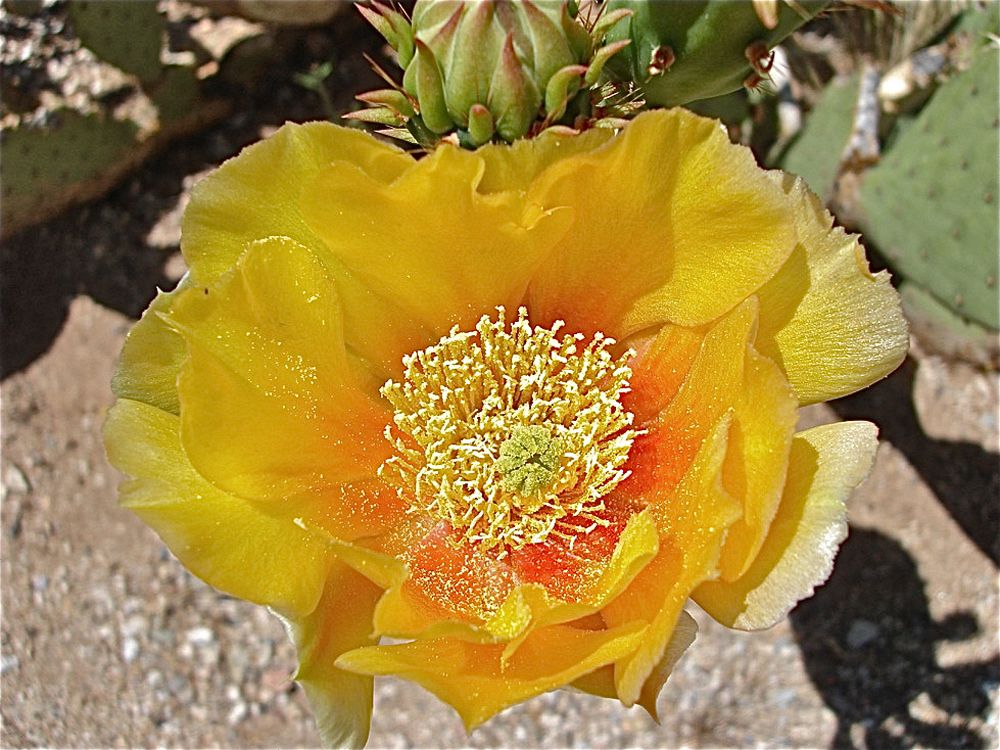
[111,280,188,415]
[635,609,698,720]
[623,322,704,425]
[497,510,660,663]
[694,421,878,630]
[288,559,385,749]
[755,173,908,404]
[182,122,411,284]
[717,322,798,581]
[104,399,333,617]
[300,144,572,342]
[603,414,741,706]
[168,236,392,504]
[181,121,432,381]
[372,511,659,660]
[570,609,697,717]
[525,108,796,338]
[621,299,796,581]
[336,621,648,730]
[475,126,615,194]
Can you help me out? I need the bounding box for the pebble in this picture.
[122,637,139,664]
[4,465,30,495]
[1,655,20,675]
[121,614,147,639]
[185,627,214,646]
[227,701,249,725]
[846,618,881,649]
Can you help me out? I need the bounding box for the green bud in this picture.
[413,38,452,134]
[467,103,495,146]
[356,89,415,118]
[544,64,587,122]
[490,31,541,141]
[355,0,632,146]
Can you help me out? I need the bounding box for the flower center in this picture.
[379,307,640,557]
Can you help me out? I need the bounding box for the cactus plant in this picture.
[603,0,827,107]
[859,46,999,331]
[353,0,636,146]
[1,109,140,233]
[1,0,294,238]
[776,73,861,203]
[69,0,165,84]
[899,282,998,368]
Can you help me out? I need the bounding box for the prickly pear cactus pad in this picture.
[860,47,999,331]
[1,110,139,233]
[68,0,164,83]
[603,0,826,107]
[778,74,861,203]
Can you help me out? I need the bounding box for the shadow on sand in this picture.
[792,526,999,749]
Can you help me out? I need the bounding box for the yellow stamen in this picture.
[379,307,640,556]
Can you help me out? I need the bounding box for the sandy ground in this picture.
[2,15,999,748]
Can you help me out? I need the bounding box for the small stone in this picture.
[4,465,30,495]
[121,614,146,638]
[846,619,880,649]
[122,637,139,663]
[185,626,214,646]
[227,701,248,725]
[31,574,48,592]
[1,654,20,674]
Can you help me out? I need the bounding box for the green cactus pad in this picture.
[860,48,999,331]
[604,0,826,107]
[776,73,860,203]
[69,0,164,83]
[899,282,998,368]
[1,109,140,232]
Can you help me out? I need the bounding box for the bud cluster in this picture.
[351,0,636,146]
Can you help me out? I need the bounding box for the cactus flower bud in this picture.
[354,0,634,146]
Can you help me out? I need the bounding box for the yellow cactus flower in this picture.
[105,108,907,747]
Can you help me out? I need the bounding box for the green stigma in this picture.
[496,425,563,498]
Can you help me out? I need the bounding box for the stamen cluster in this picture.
[380,307,640,556]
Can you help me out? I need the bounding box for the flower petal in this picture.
[300,144,572,341]
[181,121,432,380]
[603,414,741,706]
[570,609,697,718]
[111,280,188,415]
[289,560,385,749]
[622,322,704,425]
[104,399,332,617]
[372,511,660,659]
[525,108,796,338]
[755,173,908,404]
[475,126,615,194]
[694,421,878,630]
[717,326,798,581]
[168,236,393,505]
[497,510,661,663]
[620,299,796,581]
[634,609,698,720]
[182,122,411,283]
[336,621,648,730]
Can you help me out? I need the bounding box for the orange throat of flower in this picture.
[379,308,642,558]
